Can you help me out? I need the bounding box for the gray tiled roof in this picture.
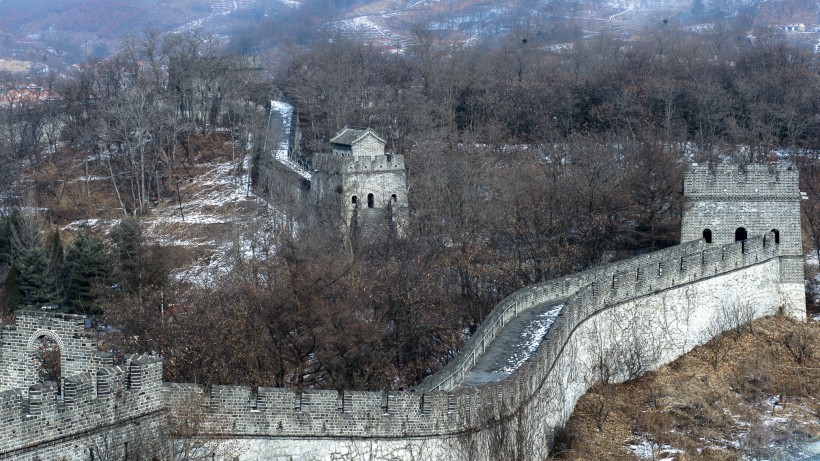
[330,126,385,146]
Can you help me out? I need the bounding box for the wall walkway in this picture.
[0,232,801,460]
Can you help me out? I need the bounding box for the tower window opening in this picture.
[703,228,712,243]
[391,194,397,203]
[367,193,374,208]
[771,229,780,244]
[34,335,61,388]
[735,227,747,242]
[351,195,358,205]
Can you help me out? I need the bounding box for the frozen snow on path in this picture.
[501,303,564,373]
[268,100,310,179]
[460,301,563,387]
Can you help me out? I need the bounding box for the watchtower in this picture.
[681,163,805,319]
[310,126,409,240]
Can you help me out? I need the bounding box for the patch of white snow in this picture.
[500,304,563,373]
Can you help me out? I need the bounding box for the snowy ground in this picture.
[61,153,286,287]
[268,101,310,179]
[146,156,284,286]
[628,440,682,461]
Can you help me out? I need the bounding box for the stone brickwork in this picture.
[682,163,805,319]
[311,149,409,239]
[0,311,100,395]
[197,232,789,460]
[3,163,808,461]
[0,318,163,460]
[255,107,410,240]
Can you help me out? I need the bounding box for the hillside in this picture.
[3,0,820,76]
[22,131,279,287]
[557,314,820,460]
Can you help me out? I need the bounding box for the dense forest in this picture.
[0,24,819,392]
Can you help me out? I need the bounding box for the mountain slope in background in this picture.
[1,0,818,74]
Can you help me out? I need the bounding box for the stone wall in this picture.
[310,152,409,238]
[0,233,800,460]
[682,164,801,252]
[0,346,163,460]
[682,163,805,319]
[0,311,99,395]
[254,100,312,220]
[175,233,791,461]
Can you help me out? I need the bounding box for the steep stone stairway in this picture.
[460,301,564,388]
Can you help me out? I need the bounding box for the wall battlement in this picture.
[3,163,806,460]
[148,233,785,443]
[312,152,406,174]
[0,350,162,457]
[683,163,800,200]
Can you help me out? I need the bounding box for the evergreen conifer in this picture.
[63,232,111,313]
[2,264,22,313]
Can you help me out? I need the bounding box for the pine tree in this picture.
[63,232,111,314]
[17,247,60,309]
[0,209,23,269]
[45,228,64,269]
[2,264,22,313]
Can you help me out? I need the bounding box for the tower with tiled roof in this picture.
[310,126,408,241]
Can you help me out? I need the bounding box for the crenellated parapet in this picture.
[312,152,406,174]
[0,351,162,458]
[144,232,788,449]
[0,311,99,395]
[163,383,469,439]
[3,163,807,460]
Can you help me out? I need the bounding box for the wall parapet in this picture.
[312,152,406,174]
[420,238,713,392]
[162,232,785,445]
[0,352,162,457]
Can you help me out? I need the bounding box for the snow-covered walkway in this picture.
[460,301,564,388]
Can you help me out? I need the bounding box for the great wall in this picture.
[0,161,807,460]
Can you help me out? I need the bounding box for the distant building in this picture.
[256,114,410,243]
[0,83,59,108]
[311,126,409,241]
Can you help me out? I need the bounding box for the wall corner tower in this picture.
[311,126,409,241]
[681,163,806,320]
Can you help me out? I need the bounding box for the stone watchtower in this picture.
[310,126,409,239]
[681,163,805,319]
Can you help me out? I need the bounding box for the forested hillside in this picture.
[0,19,819,395]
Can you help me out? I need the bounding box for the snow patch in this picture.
[268,100,310,179]
[500,304,563,373]
[628,439,682,460]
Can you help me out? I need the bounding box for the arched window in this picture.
[367,193,374,208]
[771,229,780,244]
[391,194,397,203]
[702,228,712,243]
[35,336,61,387]
[351,195,358,205]
[735,227,747,242]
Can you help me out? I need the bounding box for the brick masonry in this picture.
[0,163,807,460]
